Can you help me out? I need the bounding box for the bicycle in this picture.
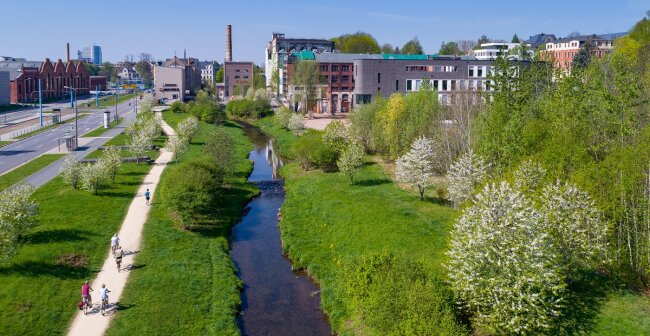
[100,297,109,316]
[83,296,93,315]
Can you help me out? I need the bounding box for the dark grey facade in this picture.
[353,57,510,106]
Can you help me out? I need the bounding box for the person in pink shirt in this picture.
[81,281,93,305]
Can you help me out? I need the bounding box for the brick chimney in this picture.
[226,25,232,62]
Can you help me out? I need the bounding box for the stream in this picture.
[229,125,331,335]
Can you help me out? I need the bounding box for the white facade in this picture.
[473,42,533,60]
[117,67,139,80]
[201,63,216,84]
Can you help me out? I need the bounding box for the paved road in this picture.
[0,101,137,176]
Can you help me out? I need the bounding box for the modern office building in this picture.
[153,56,202,101]
[0,71,9,105]
[78,45,102,64]
[265,33,334,96]
[223,61,254,97]
[472,42,533,60]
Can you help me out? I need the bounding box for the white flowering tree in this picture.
[0,184,39,261]
[288,113,306,134]
[539,180,607,277]
[253,88,269,103]
[513,159,546,194]
[129,133,150,164]
[60,155,82,189]
[323,120,349,153]
[447,181,565,335]
[165,136,188,163]
[395,136,436,200]
[337,142,364,184]
[275,106,293,129]
[447,151,490,208]
[177,116,200,143]
[139,93,155,114]
[80,161,108,194]
[101,146,122,182]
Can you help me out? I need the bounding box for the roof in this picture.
[293,52,446,62]
[553,34,613,44]
[0,59,42,80]
[526,33,557,47]
[293,50,316,61]
[382,54,435,60]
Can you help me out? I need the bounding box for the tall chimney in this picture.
[66,43,70,63]
[226,25,232,62]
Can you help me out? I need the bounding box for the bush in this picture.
[293,130,338,170]
[204,128,236,172]
[160,159,223,230]
[346,253,466,336]
[170,100,184,113]
[226,97,271,119]
[275,106,293,129]
[288,113,306,134]
[188,100,225,124]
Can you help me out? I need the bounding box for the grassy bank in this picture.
[253,116,298,159]
[0,154,65,191]
[106,111,257,335]
[258,117,650,335]
[82,117,122,137]
[0,158,160,335]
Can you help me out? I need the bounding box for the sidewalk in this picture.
[66,115,175,336]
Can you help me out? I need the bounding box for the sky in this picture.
[0,0,646,65]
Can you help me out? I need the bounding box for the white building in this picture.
[472,42,533,60]
[117,66,139,80]
[199,61,219,84]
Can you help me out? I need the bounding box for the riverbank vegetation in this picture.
[255,14,650,335]
[107,110,257,335]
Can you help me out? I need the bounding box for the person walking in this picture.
[144,189,151,206]
[99,284,111,315]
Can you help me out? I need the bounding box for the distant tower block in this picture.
[226,24,233,62]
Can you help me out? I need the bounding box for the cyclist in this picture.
[110,234,120,254]
[81,281,93,307]
[99,284,111,312]
[114,246,124,271]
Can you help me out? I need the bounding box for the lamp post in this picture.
[64,86,78,149]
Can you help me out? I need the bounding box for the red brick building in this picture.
[10,58,90,103]
[223,61,254,97]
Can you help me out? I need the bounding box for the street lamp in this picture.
[64,86,78,149]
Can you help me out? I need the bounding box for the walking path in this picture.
[67,114,174,336]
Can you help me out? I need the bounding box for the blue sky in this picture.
[0,0,646,65]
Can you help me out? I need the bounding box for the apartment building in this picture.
[472,42,533,60]
[199,61,219,84]
[543,34,617,73]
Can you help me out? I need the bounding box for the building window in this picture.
[341,65,350,72]
[331,75,339,83]
[356,94,371,104]
[468,66,474,77]
[377,73,381,84]
[395,80,399,91]
[433,80,438,90]
[442,80,447,91]
[331,64,339,71]
[320,64,329,72]
[478,67,483,77]
[406,80,412,91]
[342,75,350,83]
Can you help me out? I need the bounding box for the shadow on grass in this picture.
[24,228,91,245]
[551,270,611,335]
[362,161,378,167]
[100,191,137,198]
[191,185,256,238]
[424,196,451,206]
[354,178,391,187]
[114,303,136,311]
[0,261,89,279]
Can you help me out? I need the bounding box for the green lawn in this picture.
[81,117,122,137]
[0,154,65,191]
[0,159,160,335]
[254,116,299,159]
[106,111,258,335]
[0,141,12,147]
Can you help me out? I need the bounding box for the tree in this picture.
[177,116,200,143]
[204,128,235,171]
[477,35,490,46]
[60,155,82,188]
[395,136,436,200]
[381,43,395,54]
[129,133,150,164]
[457,40,477,54]
[291,60,321,117]
[567,31,582,38]
[101,62,116,82]
[80,161,108,194]
[215,67,224,83]
[270,66,280,95]
[165,135,188,163]
[511,34,520,43]
[331,32,381,53]
[447,181,566,335]
[0,184,38,261]
[138,52,153,63]
[288,112,306,134]
[135,61,153,83]
[337,142,364,184]
[101,146,122,182]
[274,106,293,129]
[572,40,594,70]
[322,120,349,153]
[139,93,155,114]
[438,41,461,55]
[401,37,424,54]
[447,151,490,208]
[84,63,100,76]
[513,160,547,194]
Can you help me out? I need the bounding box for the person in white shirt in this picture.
[110,234,120,254]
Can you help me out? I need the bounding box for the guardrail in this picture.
[0,113,77,141]
[0,110,38,125]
